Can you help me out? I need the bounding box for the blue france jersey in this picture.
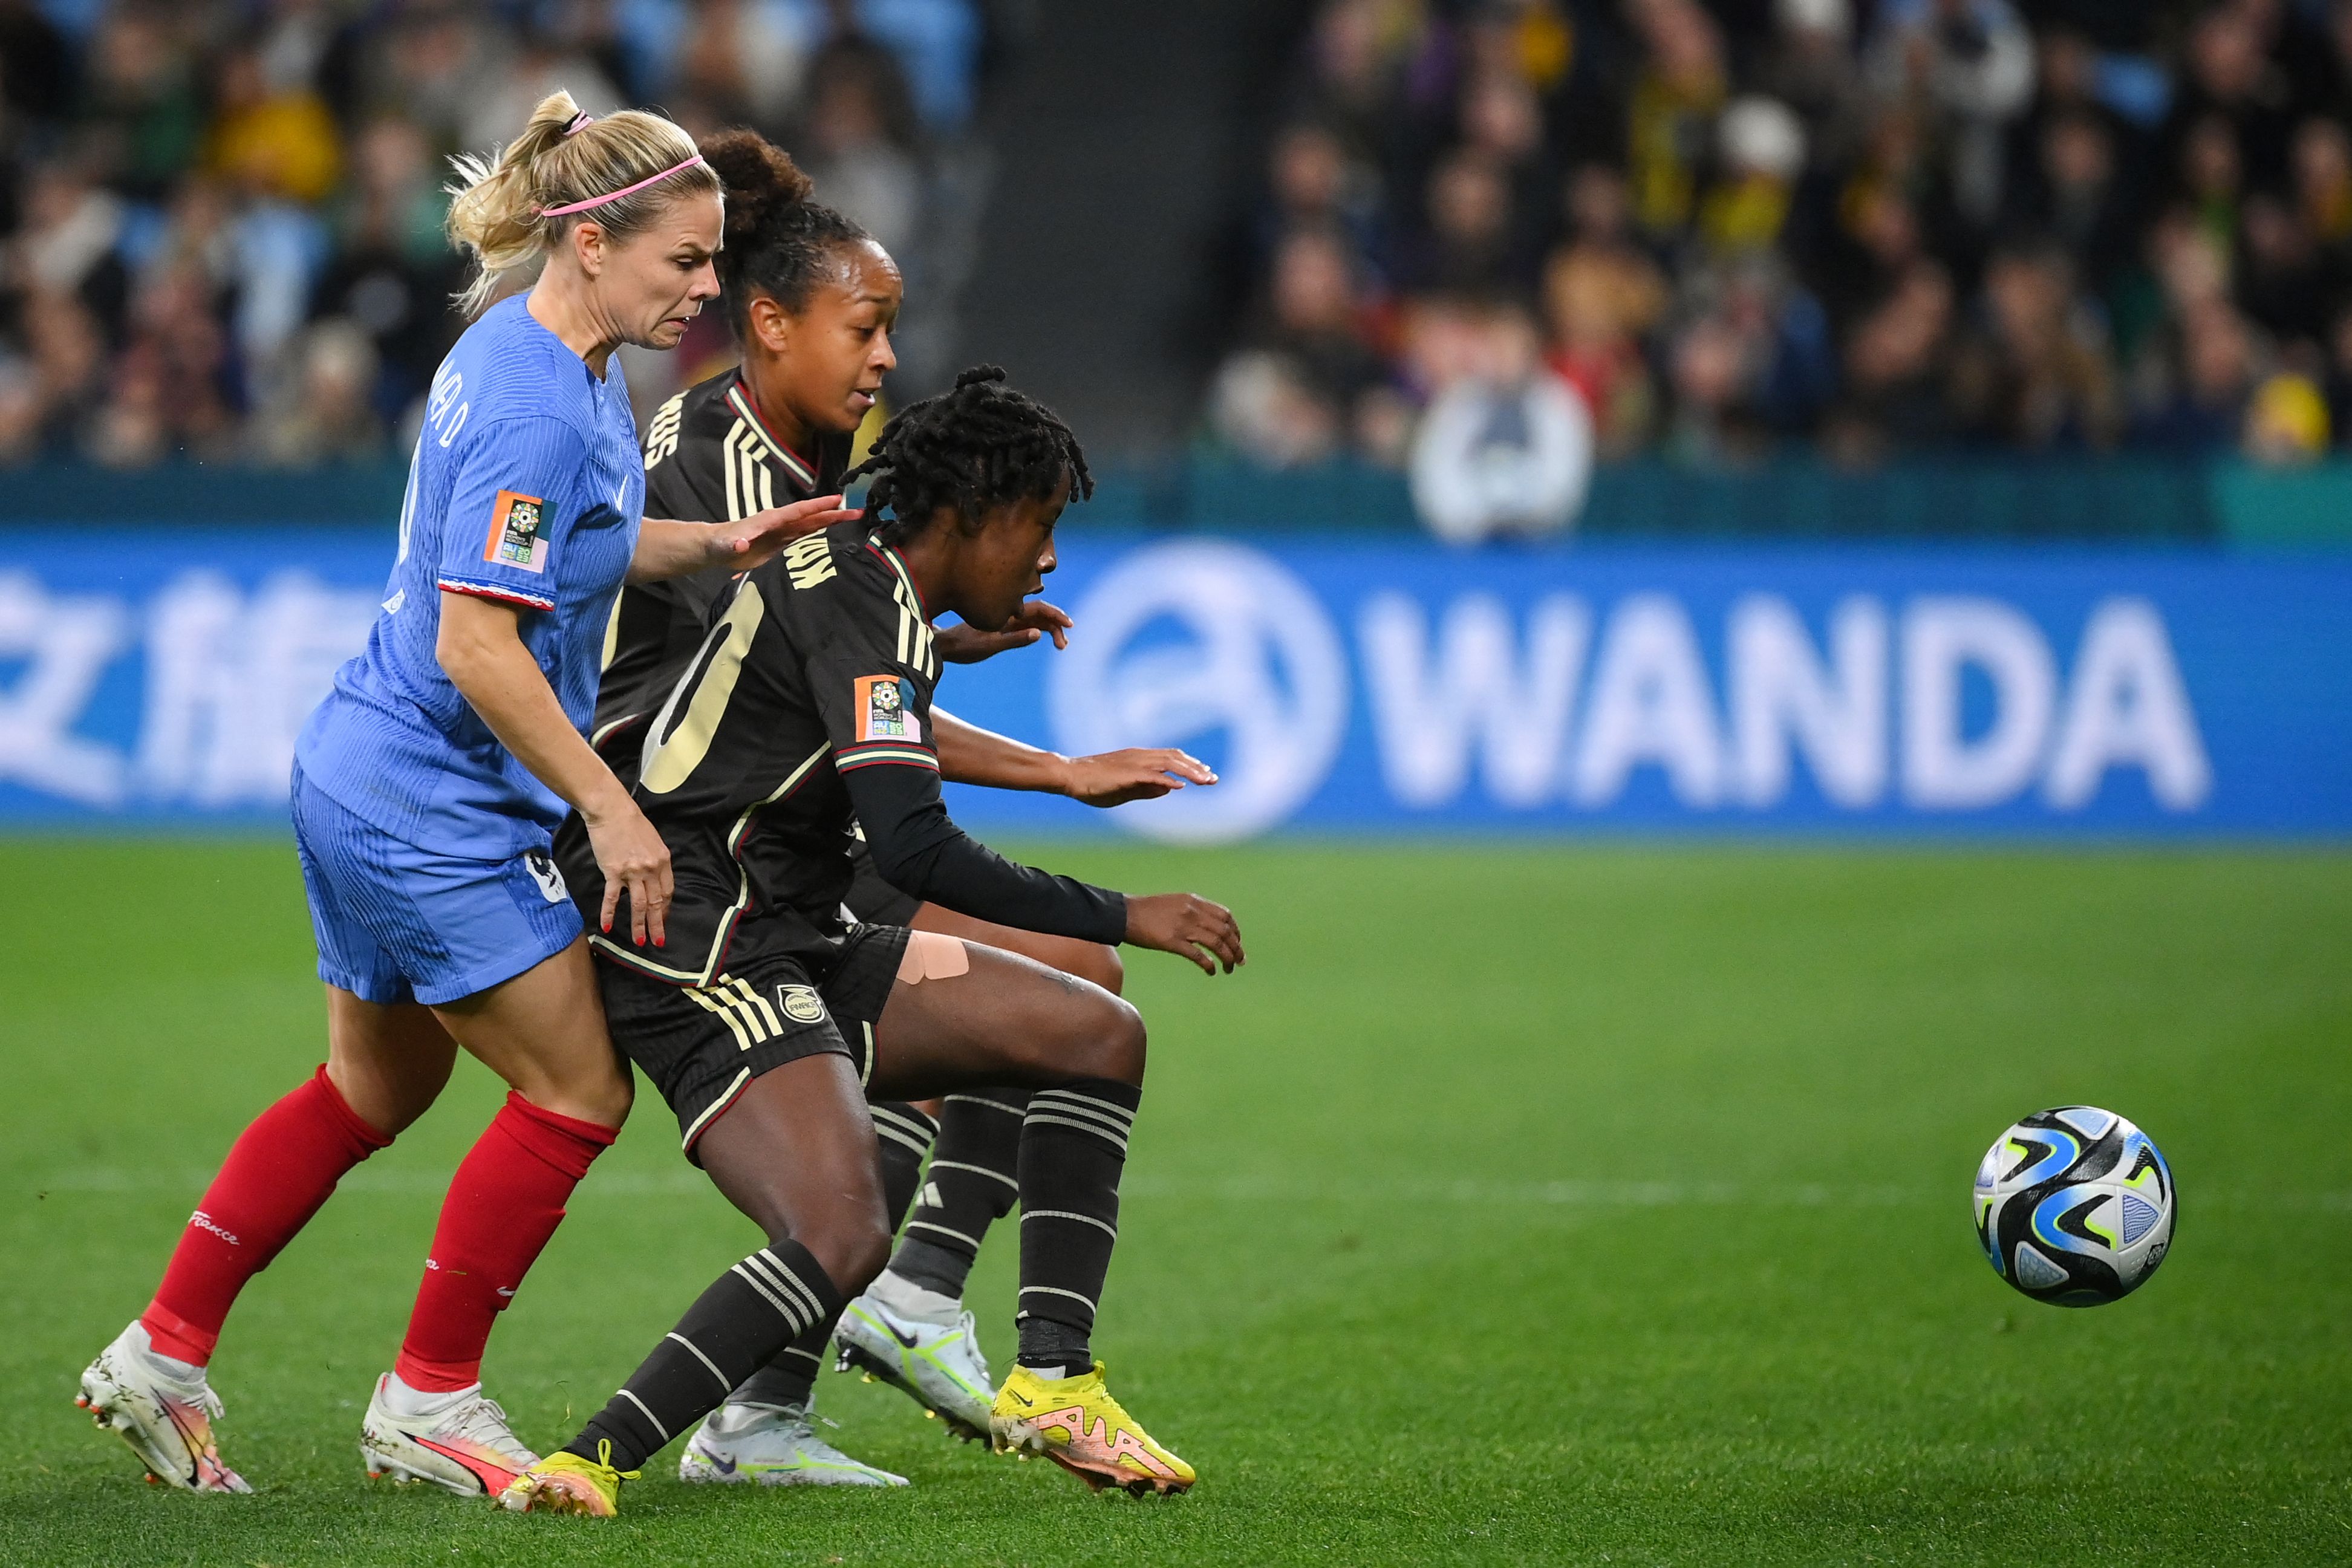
[296,296,646,856]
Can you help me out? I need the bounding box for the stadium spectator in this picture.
[1946,238,2120,450]
[0,0,986,468]
[1212,0,2352,483]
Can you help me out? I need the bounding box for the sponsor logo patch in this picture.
[778,984,826,1024]
[855,674,915,741]
[484,490,550,573]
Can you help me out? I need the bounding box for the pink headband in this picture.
[541,153,708,218]
[562,111,594,136]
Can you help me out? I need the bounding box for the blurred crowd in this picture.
[1211,0,2352,472]
[0,0,982,467]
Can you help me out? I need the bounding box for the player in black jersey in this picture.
[588,131,1214,1484]
[502,368,1240,1517]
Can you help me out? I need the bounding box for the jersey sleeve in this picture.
[843,763,1128,945]
[797,558,1125,945]
[803,571,940,777]
[435,416,593,613]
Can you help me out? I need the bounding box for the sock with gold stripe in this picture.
[565,1240,844,1471]
[1015,1079,1140,1371]
[725,1101,937,1410]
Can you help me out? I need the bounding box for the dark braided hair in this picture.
[845,366,1093,545]
[698,129,875,336]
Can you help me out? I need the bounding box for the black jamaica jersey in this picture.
[596,368,853,738]
[559,519,1124,987]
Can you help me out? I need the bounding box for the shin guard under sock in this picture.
[142,1065,391,1365]
[393,1092,616,1392]
[567,1240,844,1471]
[1015,1080,1139,1371]
[870,1101,939,1233]
[893,1088,1026,1300]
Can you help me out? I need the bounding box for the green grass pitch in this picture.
[1,839,2347,1566]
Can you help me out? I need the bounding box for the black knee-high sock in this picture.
[566,1240,844,1471]
[1015,1080,1140,1371]
[726,1102,938,1411]
[870,1101,940,1231]
[891,1088,1028,1299]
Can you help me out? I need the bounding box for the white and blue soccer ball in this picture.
[1974,1107,2175,1307]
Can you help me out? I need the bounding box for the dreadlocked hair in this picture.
[845,366,1093,545]
[698,128,875,337]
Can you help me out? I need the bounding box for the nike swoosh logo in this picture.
[156,1400,208,1485]
[708,1452,738,1475]
[887,1322,922,1349]
[1008,1390,1035,1408]
[414,1436,521,1494]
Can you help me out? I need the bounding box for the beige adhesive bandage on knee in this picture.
[897,931,971,984]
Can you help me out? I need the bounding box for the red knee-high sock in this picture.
[393,1091,616,1392]
[141,1065,391,1366]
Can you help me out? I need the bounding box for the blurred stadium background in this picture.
[1,1,2348,1563]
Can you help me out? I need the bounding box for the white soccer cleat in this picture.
[75,1321,251,1493]
[833,1290,995,1443]
[677,1401,909,1487]
[359,1372,536,1497]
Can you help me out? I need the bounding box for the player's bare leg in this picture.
[504,1053,889,1512]
[78,992,452,1493]
[835,906,1125,1440]
[864,939,1193,1495]
[367,941,632,1496]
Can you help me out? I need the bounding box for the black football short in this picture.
[596,923,911,1163]
[842,836,922,926]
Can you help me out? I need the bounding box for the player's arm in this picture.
[933,709,1217,807]
[808,574,1242,972]
[933,598,1073,662]
[843,764,1243,975]
[434,415,673,945]
[437,594,671,947]
[627,496,861,583]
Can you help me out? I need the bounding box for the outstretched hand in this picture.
[1064,747,1217,808]
[1124,892,1245,976]
[936,599,1073,663]
[707,493,861,571]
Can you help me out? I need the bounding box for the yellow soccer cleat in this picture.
[990,1362,1194,1496]
[496,1440,637,1517]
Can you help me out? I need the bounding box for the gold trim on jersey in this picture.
[599,592,624,674]
[589,740,833,987]
[723,382,819,490]
[722,418,777,521]
[642,581,769,794]
[868,538,939,680]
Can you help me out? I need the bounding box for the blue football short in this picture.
[290,761,584,1007]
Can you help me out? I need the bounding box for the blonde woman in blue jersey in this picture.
[73,90,853,1501]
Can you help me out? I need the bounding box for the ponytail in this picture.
[446,90,721,317]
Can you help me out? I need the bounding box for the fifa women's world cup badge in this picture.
[855,675,916,742]
[485,490,550,573]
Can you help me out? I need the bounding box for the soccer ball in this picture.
[1974,1107,2175,1306]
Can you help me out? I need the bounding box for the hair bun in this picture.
[700,128,813,243]
[953,365,1009,391]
